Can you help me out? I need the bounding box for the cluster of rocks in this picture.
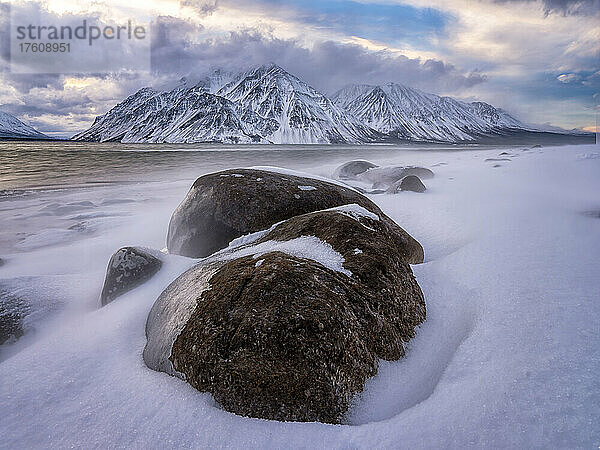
[333,160,433,193]
[100,168,427,423]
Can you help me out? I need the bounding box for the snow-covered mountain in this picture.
[215,63,380,144]
[73,86,268,143]
[74,64,532,144]
[0,111,48,139]
[332,83,527,142]
[75,64,379,144]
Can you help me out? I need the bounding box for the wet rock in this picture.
[388,175,427,193]
[167,168,417,260]
[100,247,162,306]
[333,160,379,180]
[532,144,542,148]
[145,206,425,423]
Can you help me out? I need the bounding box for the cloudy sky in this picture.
[0,0,598,136]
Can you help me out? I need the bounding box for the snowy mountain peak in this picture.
[332,82,527,142]
[0,111,48,139]
[74,66,533,144]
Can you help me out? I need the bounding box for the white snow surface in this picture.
[1,144,599,448]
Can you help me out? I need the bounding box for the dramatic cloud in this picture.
[150,22,486,94]
[0,0,597,132]
[492,0,600,15]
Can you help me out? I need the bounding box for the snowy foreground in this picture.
[0,144,599,448]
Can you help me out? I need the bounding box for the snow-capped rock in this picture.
[0,112,48,139]
[332,83,528,142]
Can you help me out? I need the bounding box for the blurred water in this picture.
[0,140,479,193]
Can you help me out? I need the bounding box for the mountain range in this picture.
[0,111,48,140]
[73,63,553,144]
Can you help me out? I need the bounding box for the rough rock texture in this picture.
[171,253,379,423]
[146,205,426,423]
[0,288,28,346]
[333,160,378,180]
[256,206,426,358]
[388,175,427,193]
[166,168,423,263]
[100,247,162,306]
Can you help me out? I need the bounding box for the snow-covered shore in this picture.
[1,144,599,448]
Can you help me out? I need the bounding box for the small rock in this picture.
[360,166,434,187]
[531,144,542,148]
[485,158,511,162]
[0,258,4,268]
[100,247,162,306]
[0,288,28,346]
[388,175,427,193]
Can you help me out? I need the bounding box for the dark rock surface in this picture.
[100,247,162,306]
[387,175,427,193]
[171,253,379,423]
[0,258,4,267]
[333,160,378,180]
[146,205,426,423]
[0,288,28,346]
[256,206,426,358]
[166,168,423,262]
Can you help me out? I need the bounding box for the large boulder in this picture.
[333,160,378,180]
[166,168,423,263]
[100,247,162,306]
[145,205,426,423]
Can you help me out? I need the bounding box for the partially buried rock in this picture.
[100,247,162,306]
[360,166,434,187]
[388,175,427,193]
[167,168,422,261]
[144,204,426,423]
[333,160,378,180]
[0,288,28,346]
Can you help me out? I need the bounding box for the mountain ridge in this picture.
[73,64,569,144]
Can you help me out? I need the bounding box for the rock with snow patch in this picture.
[145,204,425,423]
[167,168,424,263]
[254,205,426,358]
[333,160,378,180]
[100,247,162,306]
